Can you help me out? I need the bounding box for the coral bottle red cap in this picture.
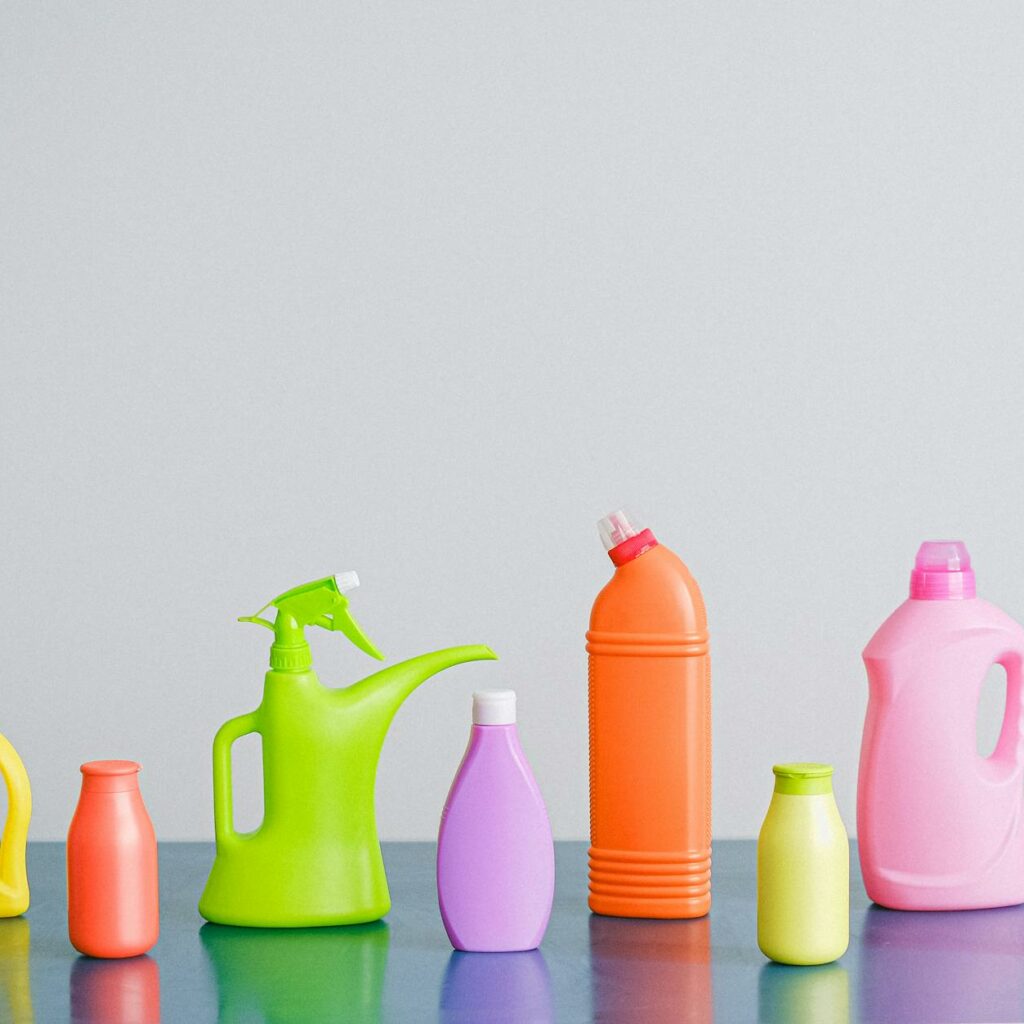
[79,760,143,792]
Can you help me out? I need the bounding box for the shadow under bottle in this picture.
[200,920,389,1024]
[588,914,712,1024]
[440,949,554,1024]
[71,955,160,1024]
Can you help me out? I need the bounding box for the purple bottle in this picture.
[437,690,555,952]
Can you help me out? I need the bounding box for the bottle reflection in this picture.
[589,915,712,1024]
[70,955,160,1024]
[860,903,1024,1023]
[758,962,848,1024]
[200,921,388,1024]
[440,949,553,1024]
[0,918,33,1024]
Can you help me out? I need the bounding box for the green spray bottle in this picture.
[198,572,496,927]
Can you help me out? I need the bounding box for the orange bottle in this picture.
[67,761,159,958]
[587,510,711,918]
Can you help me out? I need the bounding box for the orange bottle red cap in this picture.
[598,510,660,566]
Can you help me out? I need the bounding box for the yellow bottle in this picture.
[0,733,31,918]
[757,763,848,966]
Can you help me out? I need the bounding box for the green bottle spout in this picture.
[344,645,498,737]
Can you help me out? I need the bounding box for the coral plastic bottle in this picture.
[859,541,1024,910]
[67,761,159,958]
[437,690,554,952]
[587,510,711,919]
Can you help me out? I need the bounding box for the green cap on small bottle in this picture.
[772,763,834,795]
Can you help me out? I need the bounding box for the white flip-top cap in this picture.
[473,689,516,725]
[598,509,644,551]
[335,571,360,593]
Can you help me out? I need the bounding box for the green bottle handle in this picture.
[212,712,261,848]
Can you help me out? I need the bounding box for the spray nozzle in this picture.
[239,572,384,670]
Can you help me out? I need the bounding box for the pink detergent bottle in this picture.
[859,540,1024,910]
[437,690,555,952]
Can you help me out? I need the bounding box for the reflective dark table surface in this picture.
[6,841,1023,1022]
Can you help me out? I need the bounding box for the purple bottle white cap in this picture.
[473,690,516,725]
[910,540,976,600]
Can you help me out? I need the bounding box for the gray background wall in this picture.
[2,3,1023,840]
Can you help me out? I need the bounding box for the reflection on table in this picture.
[859,902,1024,1024]
[200,921,388,1024]
[0,918,32,1024]
[758,961,848,1024]
[440,949,553,1023]
[589,914,712,1023]
[70,954,160,1024]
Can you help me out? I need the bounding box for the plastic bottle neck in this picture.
[910,571,976,600]
[608,529,659,567]
[270,640,313,671]
[468,723,521,755]
[270,611,314,670]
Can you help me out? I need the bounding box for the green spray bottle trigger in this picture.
[238,572,384,669]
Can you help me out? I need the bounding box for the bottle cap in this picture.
[473,690,516,725]
[910,540,976,600]
[80,760,143,793]
[597,509,659,566]
[598,510,642,550]
[80,760,140,776]
[335,571,360,593]
[772,762,833,795]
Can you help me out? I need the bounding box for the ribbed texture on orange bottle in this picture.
[587,513,711,919]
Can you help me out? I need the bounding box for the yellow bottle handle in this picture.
[0,734,30,917]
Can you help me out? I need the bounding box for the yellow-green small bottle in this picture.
[757,763,848,966]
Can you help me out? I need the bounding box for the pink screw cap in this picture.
[910,541,976,600]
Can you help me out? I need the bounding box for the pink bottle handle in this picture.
[212,712,260,848]
[986,651,1024,778]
